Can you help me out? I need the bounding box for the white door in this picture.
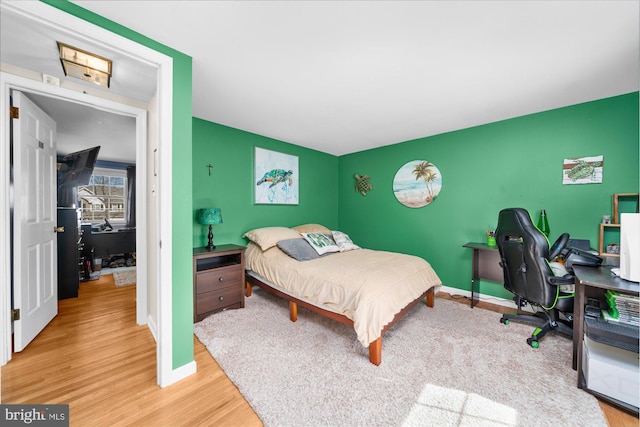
[12,91,57,352]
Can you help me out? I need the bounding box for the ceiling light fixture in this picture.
[57,41,112,88]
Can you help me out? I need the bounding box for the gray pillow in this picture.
[277,238,326,261]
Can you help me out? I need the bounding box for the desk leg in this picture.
[471,249,479,308]
[573,278,586,378]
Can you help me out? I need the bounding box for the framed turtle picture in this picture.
[254,147,299,205]
[562,155,603,185]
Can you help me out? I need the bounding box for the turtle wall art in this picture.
[254,147,299,204]
[354,174,373,196]
[393,160,443,208]
[562,155,603,185]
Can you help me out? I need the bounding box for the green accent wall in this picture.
[43,0,195,369]
[194,93,638,303]
[338,93,639,299]
[192,119,338,246]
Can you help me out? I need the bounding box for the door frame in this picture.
[9,80,147,330]
[0,1,179,387]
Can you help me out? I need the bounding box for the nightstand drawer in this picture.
[197,286,243,314]
[195,265,242,295]
[193,244,246,322]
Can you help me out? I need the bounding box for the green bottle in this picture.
[537,209,550,237]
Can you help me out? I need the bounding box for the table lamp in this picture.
[198,208,222,250]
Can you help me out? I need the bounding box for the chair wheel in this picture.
[527,338,539,348]
[500,318,509,325]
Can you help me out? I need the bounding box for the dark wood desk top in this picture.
[463,242,498,251]
[573,265,640,295]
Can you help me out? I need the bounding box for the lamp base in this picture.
[206,224,216,251]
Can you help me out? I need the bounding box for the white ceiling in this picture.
[0,2,150,163]
[3,1,639,158]
[27,93,137,164]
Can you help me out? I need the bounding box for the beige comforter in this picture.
[245,242,442,347]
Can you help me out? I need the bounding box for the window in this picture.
[78,167,127,223]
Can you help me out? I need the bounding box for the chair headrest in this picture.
[496,208,550,260]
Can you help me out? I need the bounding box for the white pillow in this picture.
[331,230,360,252]
[301,232,340,255]
[243,226,302,251]
[292,224,331,234]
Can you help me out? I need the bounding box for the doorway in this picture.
[7,84,148,350]
[1,0,177,386]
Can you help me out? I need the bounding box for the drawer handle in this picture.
[218,296,224,301]
[218,277,224,282]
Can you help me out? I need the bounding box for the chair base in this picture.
[500,310,572,348]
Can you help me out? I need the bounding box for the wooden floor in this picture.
[1,274,262,426]
[1,279,637,426]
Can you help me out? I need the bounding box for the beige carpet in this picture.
[112,268,136,287]
[194,288,607,427]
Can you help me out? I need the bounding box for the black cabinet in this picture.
[57,208,80,299]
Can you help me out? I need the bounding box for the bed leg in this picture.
[289,301,298,322]
[245,282,252,297]
[425,288,434,307]
[369,338,382,366]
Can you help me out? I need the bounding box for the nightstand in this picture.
[193,244,246,322]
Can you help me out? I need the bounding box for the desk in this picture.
[462,242,503,308]
[81,224,136,259]
[573,265,639,414]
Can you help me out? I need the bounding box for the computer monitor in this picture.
[57,146,100,188]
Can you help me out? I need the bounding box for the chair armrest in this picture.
[548,275,575,286]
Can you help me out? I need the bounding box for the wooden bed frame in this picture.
[245,273,435,366]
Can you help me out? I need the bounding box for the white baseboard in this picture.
[163,360,197,388]
[147,315,158,343]
[437,285,535,313]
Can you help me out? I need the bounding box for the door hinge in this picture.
[11,309,20,321]
[10,106,19,119]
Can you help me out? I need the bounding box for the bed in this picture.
[243,224,442,365]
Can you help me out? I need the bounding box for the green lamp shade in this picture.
[198,208,222,225]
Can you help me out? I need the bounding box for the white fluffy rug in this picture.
[194,288,607,427]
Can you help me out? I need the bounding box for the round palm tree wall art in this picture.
[393,160,443,208]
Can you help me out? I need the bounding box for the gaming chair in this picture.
[495,208,575,348]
